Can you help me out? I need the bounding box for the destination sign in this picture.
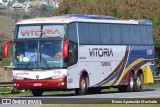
[17,25,65,39]
[21,28,60,36]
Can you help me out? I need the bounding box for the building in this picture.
[42,0,62,8]
[0,0,13,6]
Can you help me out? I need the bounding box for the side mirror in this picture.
[3,41,11,58]
[63,39,69,58]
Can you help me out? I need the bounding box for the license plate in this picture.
[33,83,42,86]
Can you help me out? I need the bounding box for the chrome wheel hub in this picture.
[130,77,134,88]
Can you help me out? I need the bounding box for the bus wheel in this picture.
[126,73,135,92]
[135,73,143,92]
[75,76,88,95]
[32,89,43,96]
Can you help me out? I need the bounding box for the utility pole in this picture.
[20,8,23,20]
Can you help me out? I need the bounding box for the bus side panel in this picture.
[67,45,154,89]
[117,45,154,85]
[91,45,130,87]
[67,45,127,89]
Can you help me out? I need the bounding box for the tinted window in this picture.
[78,22,153,45]
[147,26,153,44]
[141,26,148,44]
[89,23,101,44]
[68,23,78,43]
[111,24,122,44]
[121,25,132,44]
[131,25,142,44]
[100,24,111,44]
[78,23,90,44]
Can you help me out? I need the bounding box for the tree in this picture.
[54,0,160,47]
[54,0,160,74]
[30,5,54,17]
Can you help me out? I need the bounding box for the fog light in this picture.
[14,83,16,86]
[14,76,24,80]
[61,82,64,85]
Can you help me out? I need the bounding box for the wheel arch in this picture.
[134,69,144,80]
[137,69,144,83]
[126,69,135,85]
[138,69,143,75]
[129,69,135,79]
[79,69,89,88]
[130,69,135,75]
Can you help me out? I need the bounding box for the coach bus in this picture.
[3,14,154,96]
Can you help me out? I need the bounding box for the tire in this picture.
[134,73,143,92]
[126,73,135,92]
[32,89,43,96]
[75,76,88,95]
[118,73,135,92]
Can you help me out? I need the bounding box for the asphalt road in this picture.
[19,88,160,98]
[1,88,160,106]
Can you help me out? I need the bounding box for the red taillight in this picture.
[63,39,69,58]
[3,41,11,58]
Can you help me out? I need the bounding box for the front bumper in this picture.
[14,76,67,89]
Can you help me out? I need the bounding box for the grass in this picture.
[144,81,160,89]
[0,16,15,28]
[0,87,75,97]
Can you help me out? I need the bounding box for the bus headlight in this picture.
[51,74,65,79]
[51,75,62,79]
[14,76,25,80]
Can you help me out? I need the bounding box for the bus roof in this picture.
[17,14,152,25]
[61,14,118,20]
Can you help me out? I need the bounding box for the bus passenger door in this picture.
[66,41,79,88]
[68,42,78,66]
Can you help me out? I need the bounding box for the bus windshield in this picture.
[14,40,66,69]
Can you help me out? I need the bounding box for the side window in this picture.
[147,26,153,44]
[121,25,132,44]
[131,25,142,44]
[78,23,90,44]
[68,23,78,43]
[111,24,122,44]
[88,23,101,44]
[68,41,78,66]
[141,26,148,44]
[68,23,78,66]
[100,24,111,44]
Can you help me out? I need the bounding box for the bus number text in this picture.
[101,62,111,66]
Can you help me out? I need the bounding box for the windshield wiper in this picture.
[40,56,51,69]
[35,48,38,67]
